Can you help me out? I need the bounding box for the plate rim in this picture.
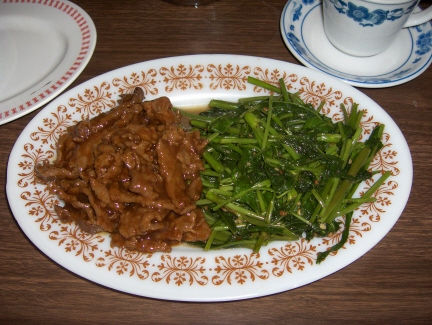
[0,0,97,125]
[6,54,413,301]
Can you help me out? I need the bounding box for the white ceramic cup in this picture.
[323,0,432,56]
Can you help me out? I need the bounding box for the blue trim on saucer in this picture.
[280,0,432,87]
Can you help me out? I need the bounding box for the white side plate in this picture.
[0,0,96,125]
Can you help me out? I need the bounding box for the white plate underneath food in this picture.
[6,54,412,301]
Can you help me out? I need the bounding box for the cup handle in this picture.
[404,6,432,27]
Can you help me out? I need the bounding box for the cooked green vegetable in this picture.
[177,77,390,263]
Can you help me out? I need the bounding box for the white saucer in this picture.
[0,0,97,125]
[280,0,432,88]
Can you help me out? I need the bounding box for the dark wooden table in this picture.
[1,0,431,323]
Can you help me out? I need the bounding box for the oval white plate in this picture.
[280,0,432,88]
[0,0,96,125]
[6,55,412,302]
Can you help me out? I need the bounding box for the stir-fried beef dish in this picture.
[36,88,211,253]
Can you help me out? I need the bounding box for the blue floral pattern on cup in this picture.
[330,0,417,27]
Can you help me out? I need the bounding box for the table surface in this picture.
[1,0,431,323]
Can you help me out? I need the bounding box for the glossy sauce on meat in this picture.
[36,88,211,253]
